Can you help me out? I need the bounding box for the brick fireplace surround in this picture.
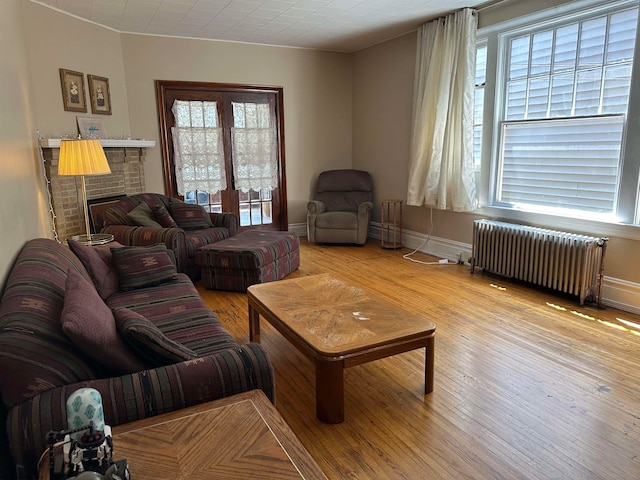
[41,144,150,242]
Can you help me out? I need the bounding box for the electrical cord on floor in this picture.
[402,207,456,265]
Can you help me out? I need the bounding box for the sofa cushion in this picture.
[111,244,178,291]
[126,202,162,227]
[153,204,178,228]
[61,269,145,375]
[0,239,99,407]
[170,203,213,230]
[184,228,230,257]
[114,308,199,366]
[68,239,123,300]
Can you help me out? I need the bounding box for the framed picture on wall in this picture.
[88,74,112,115]
[77,116,107,139]
[59,68,87,112]
[87,195,126,233]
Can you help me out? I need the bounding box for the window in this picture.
[156,81,287,231]
[478,0,640,224]
[474,42,487,172]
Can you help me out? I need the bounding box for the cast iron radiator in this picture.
[471,219,608,306]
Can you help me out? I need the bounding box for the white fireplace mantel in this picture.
[39,138,156,148]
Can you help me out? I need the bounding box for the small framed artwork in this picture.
[87,195,126,233]
[88,74,112,115]
[77,116,107,139]
[59,68,87,113]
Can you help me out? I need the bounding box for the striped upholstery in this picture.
[6,345,273,478]
[102,224,187,273]
[110,244,178,291]
[102,194,239,280]
[196,230,300,292]
[0,239,275,477]
[113,308,200,365]
[0,240,98,406]
[184,228,229,258]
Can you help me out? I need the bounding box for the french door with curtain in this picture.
[156,80,288,231]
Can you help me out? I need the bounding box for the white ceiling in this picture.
[32,0,489,52]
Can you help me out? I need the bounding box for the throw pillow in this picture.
[126,202,162,227]
[68,239,121,300]
[169,203,212,230]
[114,308,199,366]
[153,204,178,228]
[61,269,146,375]
[110,244,178,291]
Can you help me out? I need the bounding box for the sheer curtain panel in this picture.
[171,100,226,195]
[406,8,478,211]
[231,102,279,193]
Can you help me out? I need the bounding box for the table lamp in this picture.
[58,139,111,245]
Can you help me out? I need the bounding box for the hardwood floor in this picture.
[196,238,640,480]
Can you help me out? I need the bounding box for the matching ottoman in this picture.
[195,230,300,291]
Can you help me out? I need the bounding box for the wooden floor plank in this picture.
[197,239,640,480]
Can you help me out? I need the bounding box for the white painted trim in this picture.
[368,222,640,314]
[369,222,473,263]
[601,277,640,315]
[287,222,307,237]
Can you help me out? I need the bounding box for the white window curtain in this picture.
[171,100,226,195]
[231,101,278,193]
[406,8,478,211]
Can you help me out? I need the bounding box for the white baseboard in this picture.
[368,222,640,315]
[369,222,473,263]
[288,223,307,237]
[601,277,640,315]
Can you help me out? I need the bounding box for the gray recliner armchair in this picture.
[307,169,373,245]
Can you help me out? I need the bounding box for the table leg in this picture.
[425,335,435,394]
[315,359,344,424]
[249,302,260,343]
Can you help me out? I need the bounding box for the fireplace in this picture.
[41,142,151,242]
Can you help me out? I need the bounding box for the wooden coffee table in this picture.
[112,390,327,479]
[248,273,436,424]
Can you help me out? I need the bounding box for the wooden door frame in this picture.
[155,80,288,230]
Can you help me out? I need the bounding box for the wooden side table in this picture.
[40,390,327,480]
[381,199,402,249]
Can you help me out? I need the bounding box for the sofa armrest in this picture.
[358,201,373,218]
[6,343,274,476]
[357,202,373,244]
[209,212,239,236]
[306,201,325,242]
[102,225,187,273]
[307,200,325,215]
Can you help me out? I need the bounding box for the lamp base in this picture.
[70,234,114,246]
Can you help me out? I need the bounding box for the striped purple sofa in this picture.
[0,238,274,479]
[102,193,239,280]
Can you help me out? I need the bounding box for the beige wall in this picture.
[0,0,50,283]
[121,34,352,223]
[352,0,640,286]
[22,2,131,139]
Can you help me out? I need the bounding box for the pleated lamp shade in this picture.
[58,139,111,176]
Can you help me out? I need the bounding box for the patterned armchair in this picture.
[102,193,238,279]
[307,169,374,245]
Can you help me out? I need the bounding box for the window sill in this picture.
[473,205,640,241]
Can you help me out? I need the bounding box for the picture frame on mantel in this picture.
[88,74,112,115]
[59,68,87,113]
[77,116,107,139]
